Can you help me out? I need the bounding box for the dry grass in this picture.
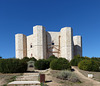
[55,70,81,83]
[0,73,21,86]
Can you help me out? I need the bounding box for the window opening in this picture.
[52,43,54,45]
[52,40,54,45]
[30,43,32,48]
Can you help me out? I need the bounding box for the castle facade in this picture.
[15,25,82,61]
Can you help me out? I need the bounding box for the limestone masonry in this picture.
[15,25,82,61]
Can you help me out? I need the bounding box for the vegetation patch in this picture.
[34,59,49,70]
[56,70,81,83]
[50,58,71,70]
[70,55,90,66]
[22,57,37,63]
[47,55,58,63]
[78,59,100,72]
[0,59,27,73]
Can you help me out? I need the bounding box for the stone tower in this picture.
[60,27,73,61]
[33,25,47,59]
[15,34,27,59]
[73,36,82,56]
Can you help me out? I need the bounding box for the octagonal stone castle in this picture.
[15,25,82,61]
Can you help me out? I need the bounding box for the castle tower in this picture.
[60,27,73,61]
[15,34,27,59]
[33,25,47,59]
[73,36,82,56]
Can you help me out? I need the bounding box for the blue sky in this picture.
[0,0,100,58]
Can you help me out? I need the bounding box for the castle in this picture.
[15,25,82,61]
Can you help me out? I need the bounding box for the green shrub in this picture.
[47,55,58,63]
[29,57,37,61]
[0,59,27,73]
[78,59,100,72]
[22,57,37,63]
[56,70,80,82]
[91,57,100,63]
[91,57,100,67]
[70,58,83,66]
[70,55,83,66]
[78,59,91,71]
[70,55,90,66]
[34,59,49,70]
[50,58,71,70]
[84,56,91,60]
[22,57,30,62]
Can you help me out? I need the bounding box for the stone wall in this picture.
[47,32,60,58]
[27,34,35,58]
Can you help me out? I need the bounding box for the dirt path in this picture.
[72,66,100,86]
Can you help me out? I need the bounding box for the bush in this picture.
[0,59,27,73]
[47,55,58,63]
[70,58,83,66]
[70,55,90,66]
[78,59,100,72]
[91,57,100,63]
[91,57,100,67]
[50,58,71,70]
[34,59,49,70]
[22,57,30,62]
[29,57,37,61]
[56,70,80,82]
[22,57,37,63]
